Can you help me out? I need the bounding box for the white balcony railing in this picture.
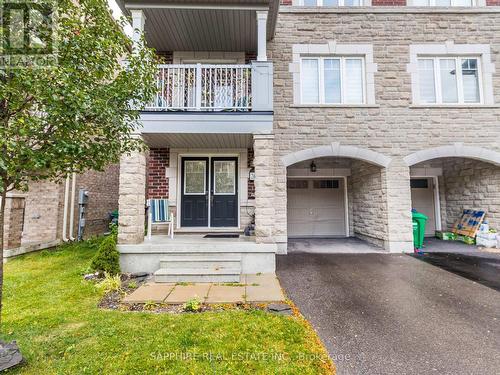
[147,64,252,111]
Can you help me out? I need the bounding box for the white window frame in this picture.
[290,42,377,106]
[407,42,495,106]
[417,56,483,105]
[300,56,366,105]
[213,160,236,195]
[183,160,207,196]
[295,0,367,5]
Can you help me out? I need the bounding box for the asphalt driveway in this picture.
[277,253,500,375]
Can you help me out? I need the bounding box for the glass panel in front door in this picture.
[184,160,206,194]
[213,160,236,195]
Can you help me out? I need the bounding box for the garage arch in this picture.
[283,144,392,247]
[281,143,392,169]
[404,144,500,167]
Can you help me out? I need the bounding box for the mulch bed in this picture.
[93,273,292,315]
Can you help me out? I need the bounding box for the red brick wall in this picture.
[372,0,406,5]
[157,51,173,64]
[486,0,500,5]
[245,52,257,64]
[148,148,169,199]
[75,164,120,238]
[247,148,255,200]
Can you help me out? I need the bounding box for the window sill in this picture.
[290,104,380,108]
[409,104,500,109]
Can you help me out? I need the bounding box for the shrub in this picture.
[96,273,122,294]
[183,297,201,312]
[109,222,118,238]
[90,235,120,275]
[144,301,159,311]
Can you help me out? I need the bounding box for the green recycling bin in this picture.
[412,211,428,249]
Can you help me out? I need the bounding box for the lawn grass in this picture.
[2,239,334,374]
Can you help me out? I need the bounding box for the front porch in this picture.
[118,234,277,280]
[117,131,277,280]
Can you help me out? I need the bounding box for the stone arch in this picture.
[280,142,392,168]
[404,143,500,167]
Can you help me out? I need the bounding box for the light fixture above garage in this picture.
[310,160,317,173]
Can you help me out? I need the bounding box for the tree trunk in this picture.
[0,186,6,331]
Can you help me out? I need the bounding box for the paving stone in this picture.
[165,284,210,304]
[244,273,280,286]
[246,284,285,302]
[123,283,174,303]
[205,285,245,303]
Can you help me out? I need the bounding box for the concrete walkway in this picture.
[123,273,285,304]
[288,238,385,254]
[277,253,500,375]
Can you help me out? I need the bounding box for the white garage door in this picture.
[410,178,437,236]
[287,178,346,237]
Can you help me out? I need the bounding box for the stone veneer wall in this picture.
[350,160,387,247]
[371,0,406,5]
[269,10,500,250]
[118,151,147,244]
[441,158,500,231]
[254,135,276,243]
[247,148,255,199]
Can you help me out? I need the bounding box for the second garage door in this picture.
[287,178,346,238]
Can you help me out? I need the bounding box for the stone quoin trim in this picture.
[281,143,392,168]
[289,41,378,106]
[404,144,500,166]
[407,41,496,106]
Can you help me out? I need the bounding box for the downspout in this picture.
[69,172,77,241]
[62,176,70,242]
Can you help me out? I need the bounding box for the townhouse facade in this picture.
[116,0,500,280]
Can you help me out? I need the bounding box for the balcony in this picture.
[138,60,273,143]
[147,64,252,111]
[144,61,272,114]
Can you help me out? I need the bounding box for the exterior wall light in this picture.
[310,160,317,173]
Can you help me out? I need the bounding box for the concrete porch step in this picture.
[154,268,242,283]
[174,228,244,234]
[160,256,241,270]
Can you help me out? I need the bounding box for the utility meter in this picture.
[78,189,89,205]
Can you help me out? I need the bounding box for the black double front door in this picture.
[181,157,238,227]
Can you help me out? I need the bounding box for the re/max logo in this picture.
[1,0,56,56]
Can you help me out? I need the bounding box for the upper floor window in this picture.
[408,42,495,106]
[411,0,475,5]
[418,57,481,104]
[301,57,365,104]
[298,0,364,5]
